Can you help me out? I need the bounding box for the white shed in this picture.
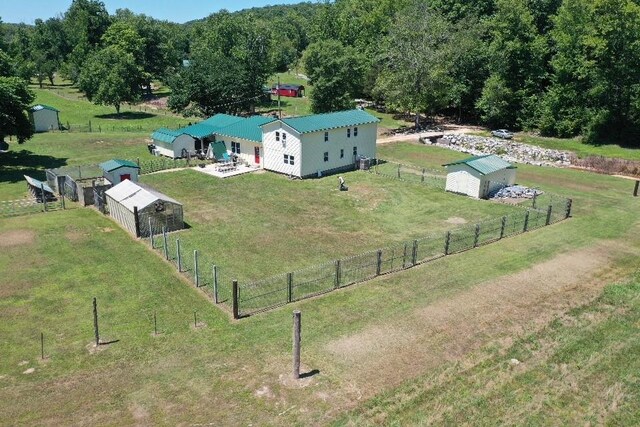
[260,109,379,178]
[29,104,60,132]
[151,128,197,159]
[444,154,517,199]
[105,180,183,237]
[99,159,140,184]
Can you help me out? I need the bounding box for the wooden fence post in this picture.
[287,272,293,303]
[411,239,418,265]
[421,168,425,183]
[402,243,408,268]
[376,250,383,275]
[334,260,341,288]
[444,231,451,255]
[500,216,507,239]
[41,183,47,212]
[545,205,553,226]
[148,217,154,247]
[634,180,639,197]
[133,206,140,237]
[397,164,401,178]
[565,199,573,218]
[154,311,157,335]
[61,190,65,210]
[213,265,219,303]
[523,210,530,232]
[41,332,44,360]
[532,192,538,209]
[232,280,239,319]
[473,224,481,247]
[194,250,199,287]
[163,227,168,259]
[176,239,182,272]
[293,310,301,380]
[93,297,99,346]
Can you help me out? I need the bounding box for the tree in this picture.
[302,40,364,113]
[78,45,141,114]
[0,76,35,143]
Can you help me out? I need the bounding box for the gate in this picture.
[63,177,78,201]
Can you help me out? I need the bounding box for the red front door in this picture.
[254,147,260,165]
[120,174,131,182]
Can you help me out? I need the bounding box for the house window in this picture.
[324,152,329,162]
[353,146,357,157]
[231,141,240,154]
[282,133,287,143]
[324,132,329,142]
[340,149,344,159]
[275,131,280,141]
[347,128,351,138]
[284,154,295,165]
[354,127,358,137]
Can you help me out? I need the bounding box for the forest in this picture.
[2,0,640,146]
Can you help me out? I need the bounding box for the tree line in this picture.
[2,0,640,146]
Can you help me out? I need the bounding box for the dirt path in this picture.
[319,240,631,418]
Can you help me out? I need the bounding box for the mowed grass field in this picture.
[141,169,520,281]
[1,132,640,424]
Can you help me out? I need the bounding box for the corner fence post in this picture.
[546,205,553,226]
[213,265,219,303]
[232,280,239,319]
[287,272,293,303]
[163,227,168,259]
[473,224,480,247]
[444,231,451,255]
[565,198,573,218]
[500,216,507,239]
[411,240,418,265]
[523,210,530,232]
[194,250,199,287]
[376,250,383,276]
[176,239,182,272]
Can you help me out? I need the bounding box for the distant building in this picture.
[29,104,60,132]
[443,154,517,199]
[99,159,140,185]
[271,84,305,98]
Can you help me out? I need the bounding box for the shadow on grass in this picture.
[95,111,157,120]
[0,148,68,184]
[299,369,320,379]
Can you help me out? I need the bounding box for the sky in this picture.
[1,0,308,24]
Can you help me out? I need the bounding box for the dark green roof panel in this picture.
[278,109,380,134]
[443,154,516,175]
[216,116,275,143]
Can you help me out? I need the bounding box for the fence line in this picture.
[0,198,65,218]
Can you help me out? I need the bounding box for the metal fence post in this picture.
[148,217,154,247]
[402,243,408,268]
[40,183,46,212]
[565,199,573,218]
[523,210,530,232]
[376,250,383,276]
[293,310,301,380]
[232,280,239,319]
[287,272,293,303]
[500,216,507,239]
[334,260,341,288]
[133,206,140,237]
[473,224,480,247]
[545,205,553,226]
[444,231,451,255]
[421,168,425,183]
[411,239,418,265]
[61,191,65,209]
[213,265,219,303]
[176,238,182,272]
[634,180,639,197]
[163,227,168,259]
[194,250,199,287]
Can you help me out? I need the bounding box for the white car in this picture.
[491,129,514,139]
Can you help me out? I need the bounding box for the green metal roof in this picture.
[181,114,245,138]
[216,116,275,143]
[151,128,181,144]
[275,109,380,134]
[100,159,140,172]
[30,104,59,112]
[443,154,516,175]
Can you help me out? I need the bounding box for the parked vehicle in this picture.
[491,129,514,139]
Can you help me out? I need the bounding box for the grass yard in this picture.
[141,169,521,281]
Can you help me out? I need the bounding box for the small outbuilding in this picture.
[105,180,183,237]
[100,159,140,184]
[24,175,56,202]
[151,128,197,159]
[29,104,60,132]
[443,154,517,199]
[271,84,305,98]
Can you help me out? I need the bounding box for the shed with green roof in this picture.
[150,128,196,159]
[29,104,60,133]
[100,159,141,184]
[443,154,517,199]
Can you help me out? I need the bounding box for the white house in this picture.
[214,116,275,167]
[443,154,517,199]
[260,109,379,178]
[29,104,60,132]
[99,159,140,184]
[151,128,197,159]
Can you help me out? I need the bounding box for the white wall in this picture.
[33,110,59,132]
[152,134,196,158]
[216,136,263,167]
[445,165,482,198]
[105,166,139,184]
[262,121,302,177]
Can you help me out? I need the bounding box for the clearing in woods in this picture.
[0,140,639,424]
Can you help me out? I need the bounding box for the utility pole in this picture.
[277,76,282,119]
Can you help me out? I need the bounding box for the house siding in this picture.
[261,122,303,177]
[215,136,263,167]
[445,165,483,198]
[32,109,59,132]
[152,134,196,158]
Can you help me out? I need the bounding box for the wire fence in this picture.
[0,198,66,218]
[370,160,447,189]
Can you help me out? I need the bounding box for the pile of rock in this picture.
[489,185,543,200]
[433,135,574,167]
